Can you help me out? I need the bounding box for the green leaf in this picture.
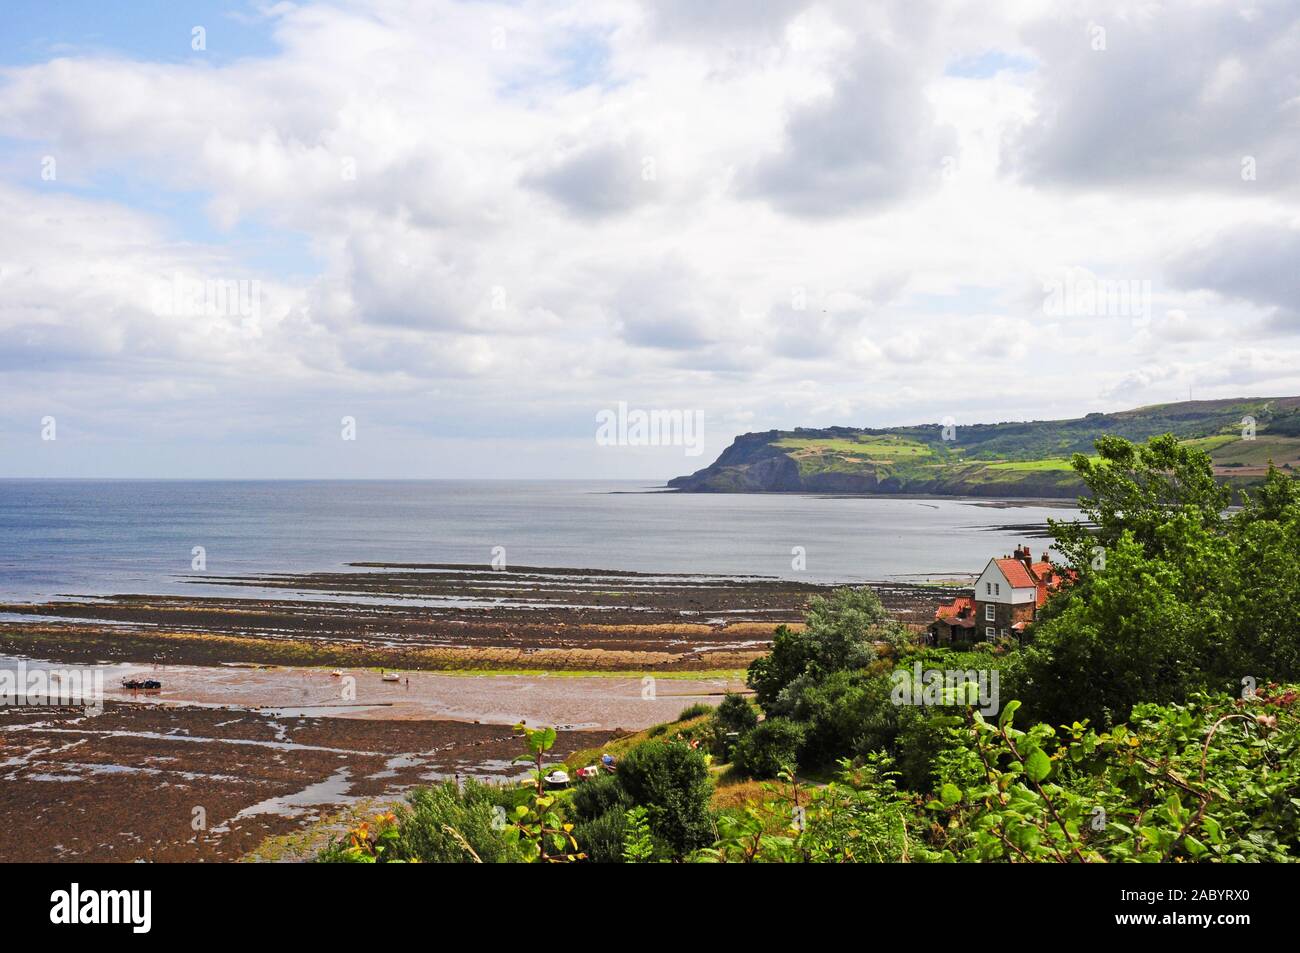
[999,700,1021,728]
[940,783,962,806]
[1024,749,1051,783]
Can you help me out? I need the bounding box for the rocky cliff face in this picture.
[668,432,804,492]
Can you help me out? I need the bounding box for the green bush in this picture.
[702,687,1300,863]
[616,740,715,859]
[713,693,759,734]
[569,772,629,823]
[324,779,526,864]
[787,669,894,767]
[573,807,627,864]
[732,717,805,779]
[710,692,759,759]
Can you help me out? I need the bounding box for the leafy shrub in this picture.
[732,717,805,779]
[699,687,1300,863]
[573,807,627,864]
[710,692,759,759]
[621,806,656,863]
[569,771,630,823]
[390,779,525,863]
[714,693,759,734]
[319,780,525,863]
[919,689,1300,862]
[616,740,715,859]
[892,705,958,792]
[509,723,585,862]
[787,669,893,767]
[706,755,911,863]
[318,811,405,863]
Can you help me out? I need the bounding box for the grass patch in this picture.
[1207,436,1300,466]
[775,435,934,460]
[1182,434,1239,453]
[564,713,714,771]
[983,457,1082,472]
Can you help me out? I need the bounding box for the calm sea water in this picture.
[0,480,1080,602]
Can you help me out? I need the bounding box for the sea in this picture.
[0,479,1081,602]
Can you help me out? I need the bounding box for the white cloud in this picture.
[1,0,1300,478]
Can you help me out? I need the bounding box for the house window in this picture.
[985,583,991,595]
[995,583,1001,596]
[985,627,995,640]
[985,604,995,622]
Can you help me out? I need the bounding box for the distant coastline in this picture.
[669,395,1300,497]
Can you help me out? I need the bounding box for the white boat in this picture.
[381,672,401,682]
[544,769,570,787]
[330,670,343,678]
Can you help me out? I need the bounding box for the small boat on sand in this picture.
[381,672,401,682]
[330,670,343,678]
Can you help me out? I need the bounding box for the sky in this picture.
[1,0,1298,480]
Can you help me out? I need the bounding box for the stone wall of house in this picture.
[974,599,1035,638]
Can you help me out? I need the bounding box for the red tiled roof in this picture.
[935,596,976,627]
[1031,561,1075,597]
[994,558,1038,589]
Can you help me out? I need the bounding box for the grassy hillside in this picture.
[669,396,1300,498]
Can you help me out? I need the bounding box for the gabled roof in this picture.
[993,557,1038,589]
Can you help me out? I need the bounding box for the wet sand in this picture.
[0,563,951,862]
[0,655,733,862]
[0,701,611,863]
[5,656,744,729]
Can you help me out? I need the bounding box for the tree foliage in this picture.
[747,587,896,714]
[1031,438,1300,727]
[615,740,715,859]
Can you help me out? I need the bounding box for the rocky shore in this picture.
[0,563,952,673]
